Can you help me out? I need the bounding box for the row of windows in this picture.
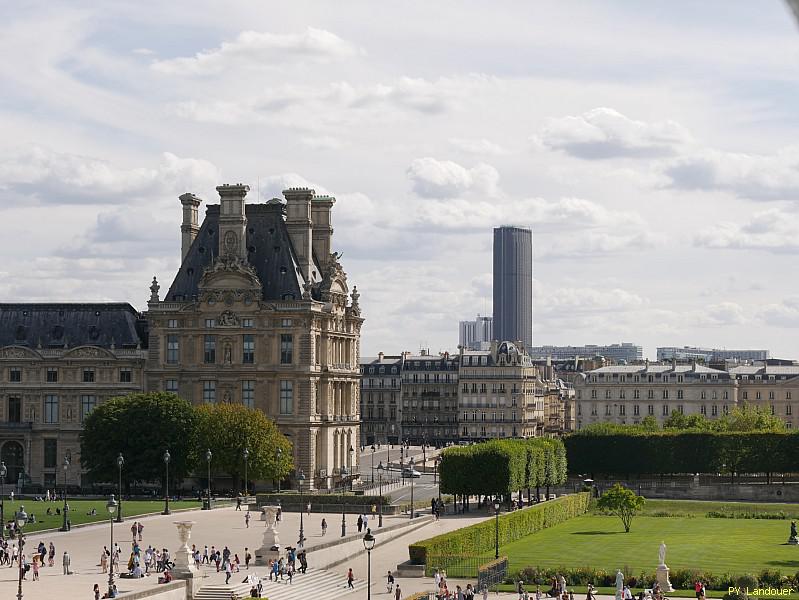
[364,406,398,419]
[192,380,294,414]
[581,403,732,417]
[6,395,98,424]
[461,383,533,394]
[404,373,455,383]
[462,411,518,421]
[588,389,731,400]
[5,367,133,383]
[589,373,721,383]
[166,334,292,365]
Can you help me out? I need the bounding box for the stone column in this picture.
[172,521,198,578]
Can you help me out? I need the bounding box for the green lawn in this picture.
[501,513,798,575]
[637,499,799,518]
[1,499,205,534]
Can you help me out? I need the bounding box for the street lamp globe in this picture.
[243,448,249,461]
[494,499,500,511]
[16,506,27,529]
[298,469,305,482]
[362,528,376,551]
[206,449,213,463]
[107,494,118,515]
[164,450,171,464]
[117,453,124,469]
[0,462,6,480]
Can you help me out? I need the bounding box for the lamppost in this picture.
[376,461,384,528]
[15,505,27,600]
[162,450,171,515]
[408,457,415,520]
[243,448,250,496]
[116,453,124,523]
[363,528,376,600]
[400,446,405,478]
[203,449,212,510]
[340,465,348,537]
[370,444,376,484]
[276,447,282,493]
[348,445,355,482]
[493,498,501,559]
[0,461,6,541]
[106,495,118,598]
[436,456,442,506]
[297,469,306,548]
[60,456,70,531]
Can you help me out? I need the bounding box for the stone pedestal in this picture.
[255,506,281,566]
[172,521,199,579]
[656,564,674,592]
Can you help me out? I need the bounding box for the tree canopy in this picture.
[80,392,198,487]
[596,483,645,532]
[195,402,293,489]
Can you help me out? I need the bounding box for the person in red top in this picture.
[695,581,702,599]
[347,568,355,589]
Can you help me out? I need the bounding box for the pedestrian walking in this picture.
[357,515,363,533]
[236,496,242,511]
[48,542,55,567]
[245,547,251,570]
[101,549,108,573]
[137,522,143,541]
[224,560,232,584]
[62,550,71,575]
[32,555,40,581]
[321,518,327,536]
[245,512,251,528]
[386,570,395,593]
[94,583,101,600]
[396,584,402,600]
[130,522,137,542]
[347,567,355,589]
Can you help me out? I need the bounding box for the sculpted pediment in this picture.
[0,346,41,360]
[199,255,262,292]
[64,346,116,360]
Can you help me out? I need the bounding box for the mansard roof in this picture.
[166,202,316,303]
[0,303,147,349]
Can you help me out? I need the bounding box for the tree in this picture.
[640,415,659,431]
[663,411,709,430]
[597,483,645,532]
[194,402,293,491]
[81,392,198,488]
[716,404,785,432]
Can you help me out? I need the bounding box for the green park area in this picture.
[504,499,798,574]
[1,499,204,534]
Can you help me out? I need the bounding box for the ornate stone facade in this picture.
[0,304,146,489]
[145,184,362,489]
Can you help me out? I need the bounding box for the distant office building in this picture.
[459,315,494,351]
[359,353,404,446]
[493,226,533,348]
[657,346,771,363]
[529,343,643,364]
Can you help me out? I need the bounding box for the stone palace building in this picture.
[0,184,362,491]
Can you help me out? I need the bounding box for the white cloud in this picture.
[449,138,507,155]
[759,298,799,328]
[536,107,692,159]
[257,173,330,201]
[536,284,647,315]
[694,208,799,253]
[0,146,220,205]
[691,302,748,327]
[300,136,344,150]
[406,157,499,199]
[151,27,359,75]
[660,146,799,201]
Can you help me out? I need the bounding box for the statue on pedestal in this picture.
[615,569,624,600]
[656,541,674,592]
[788,521,798,545]
[171,521,199,578]
[255,506,282,565]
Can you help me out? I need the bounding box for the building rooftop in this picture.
[0,303,147,349]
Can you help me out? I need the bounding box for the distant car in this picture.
[402,468,422,478]
[548,493,557,500]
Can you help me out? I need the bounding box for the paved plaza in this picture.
[0,501,490,600]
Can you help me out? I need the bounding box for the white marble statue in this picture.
[659,541,667,566]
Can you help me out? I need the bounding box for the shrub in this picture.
[409,493,590,565]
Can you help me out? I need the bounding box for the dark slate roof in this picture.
[0,303,147,349]
[166,202,314,302]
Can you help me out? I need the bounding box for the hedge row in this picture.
[511,565,791,592]
[565,431,799,475]
[440,438,567,496]
[254,493,390,507]
[408,492,590,565]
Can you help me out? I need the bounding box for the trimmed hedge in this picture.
[565,431,799,476]
[440,438,567,496]
[254,493,390,508]
[408,492,590,565]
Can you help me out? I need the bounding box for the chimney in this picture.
[378,351,384,362]
[311,194,336,274]
[216,184,249,260]
[179,193,202,261]
[284,188,314,283]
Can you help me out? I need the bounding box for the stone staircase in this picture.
[194,582,253,600]
[258,568,364,600]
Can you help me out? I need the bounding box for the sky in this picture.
[2,1,799,359]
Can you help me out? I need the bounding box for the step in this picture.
[258,568,364,600]
[195,582,252,600]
